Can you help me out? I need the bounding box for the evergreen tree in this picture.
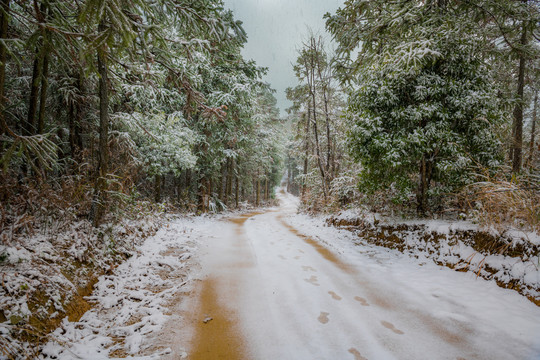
[327,0,503,214]
[0,0,285,223]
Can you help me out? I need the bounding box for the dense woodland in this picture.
[0,0,536,232]
[0,0,285,231]
[286,0,539,232]
[0,0,537,237]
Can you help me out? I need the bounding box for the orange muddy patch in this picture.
[229,212,264,227]
[188,277,247,360]
[277,215,354,273]
[348,347,369,360]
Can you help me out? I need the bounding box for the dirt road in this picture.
[162,190,540,360]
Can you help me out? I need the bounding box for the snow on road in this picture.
[179,189,540,360]
[40,189,540,359]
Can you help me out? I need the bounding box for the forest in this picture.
[1,0,538,234]
[286,0,539,229]
[0,0,539,358]
[0,0,284,228]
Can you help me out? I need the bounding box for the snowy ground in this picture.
[38,189,540,360]
[326,208,540,301]
[38,217,206,359]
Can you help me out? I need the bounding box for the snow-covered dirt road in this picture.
[41,189,540,360]
[163,189,540,360]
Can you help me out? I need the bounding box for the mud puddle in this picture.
[186,211,263,359]
[187,277,247,360]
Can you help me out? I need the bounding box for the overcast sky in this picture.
[222,0,344,116]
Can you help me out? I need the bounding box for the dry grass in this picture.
[464,171,540,235]
[0,326,42,359]
[0,172,94,243]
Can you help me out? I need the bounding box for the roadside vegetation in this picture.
[286,0,539,234]
[284,0,539,306]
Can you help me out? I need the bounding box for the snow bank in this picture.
[0,213,182,358]
[309,207,540,303]
[37,216,205,359]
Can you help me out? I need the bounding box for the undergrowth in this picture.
[0,172,174,359]
[462,170,540,235]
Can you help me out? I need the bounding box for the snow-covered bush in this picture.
[341,15,503,214]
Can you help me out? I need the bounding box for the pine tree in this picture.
[0,0,285,225]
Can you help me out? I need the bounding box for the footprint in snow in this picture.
[304,275,320,286]
[294,256,301,260]
[302,265,316,272]
[348,348,368,360]
[318,311,330,324]
[328,291,342,301]
[381,320,404,335]
[354,296,370,306]
[278,255,286,260]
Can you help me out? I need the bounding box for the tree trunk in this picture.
[26,55,43,135]
[316,54,333,179]
[185,169,191,198]
[208,177,213,209]
[198,175,205,212]
[154,174,161,203]
[324,93,332,179]
[417,155,428,216]
[68,102,77,158]
[176,174,183,203]
[308,39,327,200]
[256,173,260,207]
[56,125,64,167]
[90,22,110,226]
[53,104,66,169]
[218,163,225,203]
[69,72,84,160]
[331,138,337,179]
[198,175,211,213]
[302,112,309,200]
[37,52,49,134]
[0,0,10,135]
[96,41,110,189]
[511,21,527,174]
[528,90,538,169]
[226,158,233,206]
[235,173,239,208]
[241,180,245,204]
[36,2,49,134]
[287,155,292,193]
[311,96,327,199]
